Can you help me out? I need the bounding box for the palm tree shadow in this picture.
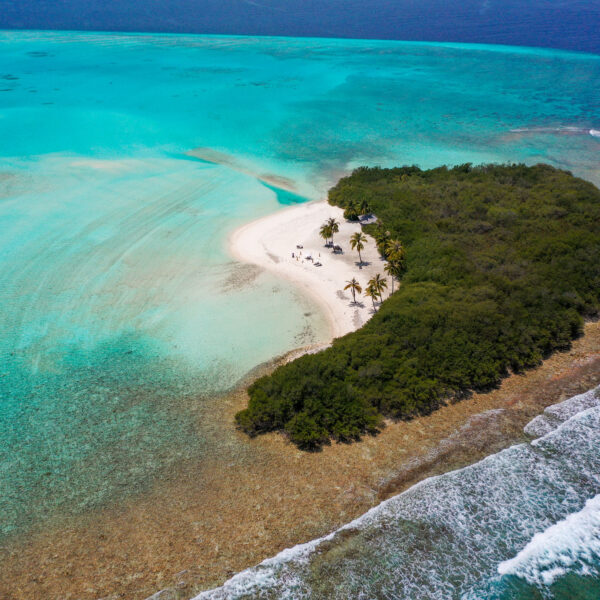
[351,301,365,308]
[356,261,371,269]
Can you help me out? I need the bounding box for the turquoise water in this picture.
[199,387,600,599]
[1,31,599,548]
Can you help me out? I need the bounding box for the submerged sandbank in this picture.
[229,200,385,339]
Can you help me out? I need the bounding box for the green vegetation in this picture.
[343,199,371,221]
[236,164,600,450]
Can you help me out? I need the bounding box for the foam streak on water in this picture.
[198,387,600,599]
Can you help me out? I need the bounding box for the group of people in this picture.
[292,246,322,267]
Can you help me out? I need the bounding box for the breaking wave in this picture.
[197,386,600,599]
[510,126,600,139]
[498,494,600,586]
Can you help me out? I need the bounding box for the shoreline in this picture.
[229,200,385,340]
[2,325,599,600]
[3,209,600,600]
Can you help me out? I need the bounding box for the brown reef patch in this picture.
[1,323,599,600]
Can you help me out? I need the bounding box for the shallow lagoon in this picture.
[0,31,599,543]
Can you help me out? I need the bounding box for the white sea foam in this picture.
[196,389,600,599]
[523,414,556,438]
[545,386,600,421]
[524,385,600,438]
[510,126,591,136]
[193,531,344,599]
[590,129,600,138]
[498,494,600,585]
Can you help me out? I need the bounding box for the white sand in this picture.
[229,201,388,339]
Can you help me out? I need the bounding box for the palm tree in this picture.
[384,260,401,294]
[349,231,367,264]
[375,227,391,257]
[369,273,387,302]
[383,261,398,296]
[359,198,371,216]
[319,223,332,246]
[344,278,362,304]
[364,282,378,310]
[385,241,407,294]
[327,217,340,245]
[343,201,360,221]
[385,239,404,260]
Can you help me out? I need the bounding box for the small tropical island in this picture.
[235,163,600,449]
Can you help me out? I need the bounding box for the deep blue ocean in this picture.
[1,0,599,54]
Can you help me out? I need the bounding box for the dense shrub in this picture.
[236,164,600,449]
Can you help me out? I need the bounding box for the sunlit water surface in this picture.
[0,32,599,581]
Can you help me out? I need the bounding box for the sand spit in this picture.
[229,200,385,339]
[186,148,298,192]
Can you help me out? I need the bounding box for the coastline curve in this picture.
[228,200,386,341]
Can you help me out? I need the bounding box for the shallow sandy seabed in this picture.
[1,318,599,600]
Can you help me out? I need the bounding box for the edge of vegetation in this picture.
[236,163,600,449]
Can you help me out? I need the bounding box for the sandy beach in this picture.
[229,200,386,339]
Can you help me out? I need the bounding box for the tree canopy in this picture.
[236,163,600,450]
